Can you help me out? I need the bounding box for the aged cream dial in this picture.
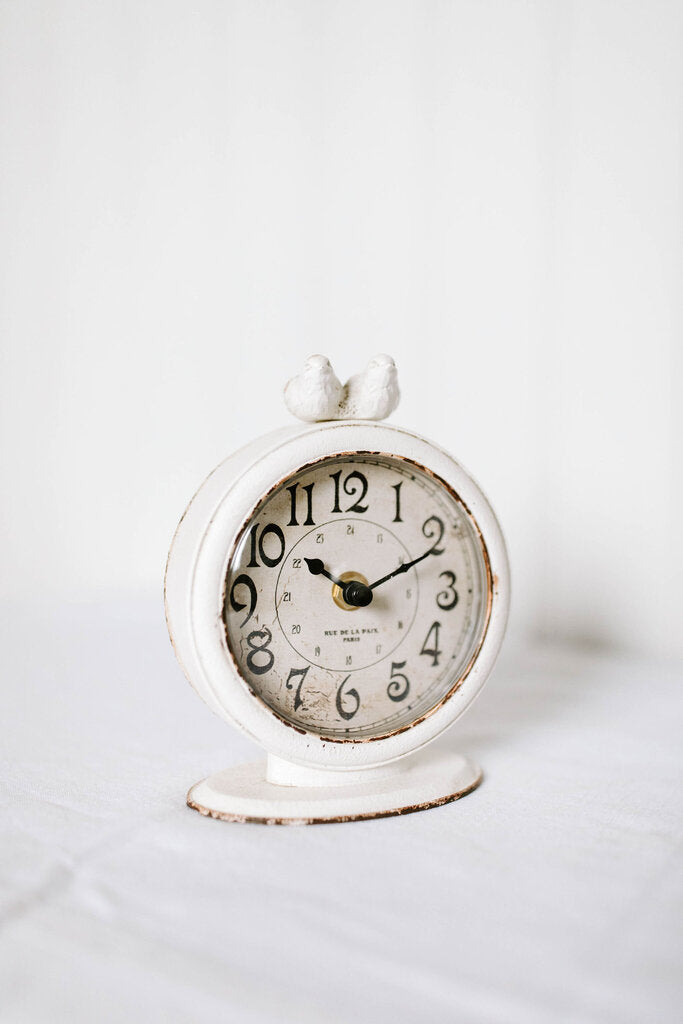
[222,453,492,741]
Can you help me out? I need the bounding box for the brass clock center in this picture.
[332,571,370,611]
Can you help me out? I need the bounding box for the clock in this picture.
[165,355,509,824]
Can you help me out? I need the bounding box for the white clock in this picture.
[165,355,509,824]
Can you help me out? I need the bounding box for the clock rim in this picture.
[166,420,510,771]
[221,450,493,743]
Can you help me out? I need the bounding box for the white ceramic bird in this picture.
[283,355,344,422]
[338,354,400,420]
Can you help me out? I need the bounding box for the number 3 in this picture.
[436,571,458,611]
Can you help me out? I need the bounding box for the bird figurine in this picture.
[284,353,400,422]
[337,354,400,420]
[283,355,344,422]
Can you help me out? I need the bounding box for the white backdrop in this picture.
[1,0,681,659]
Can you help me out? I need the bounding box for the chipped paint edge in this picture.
[186,768,483,825]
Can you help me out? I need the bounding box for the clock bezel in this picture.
[165,420,509,771]
[222,451,493,741]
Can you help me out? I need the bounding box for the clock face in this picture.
[222,454,491,740]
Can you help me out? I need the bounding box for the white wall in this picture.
[1,0,681,658]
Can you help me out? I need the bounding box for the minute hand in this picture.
[368,547,436,591]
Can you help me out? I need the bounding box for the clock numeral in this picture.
[335,675,360,721]
[392,481,403,522]
[346,524,355,535]
[420,621,442,667]
[387,661,410,702]
[286,482,315,527]
[423,515,445,555]
[316,533,324,544]
[292,558,301,568]
[282,591,291,602]
[291,624,301,635]
[377,533,383,544]
[345,655,352,666]
[247,523,286,568]
[285,666,309,711]
[246,627,275,675]
[330,470,369,514]
[226,573,257,628]
[436,571,459,611]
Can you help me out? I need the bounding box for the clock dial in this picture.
[222,454,491,740]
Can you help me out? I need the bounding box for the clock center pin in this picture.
[332,571,370,611]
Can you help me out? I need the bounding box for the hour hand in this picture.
[304,558,373,608]
[303,557,345,588]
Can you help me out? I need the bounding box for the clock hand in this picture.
[303,558,373,608]
[303,557,346,588]
[368,546,436,591]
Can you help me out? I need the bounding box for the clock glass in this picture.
[222,454,492,740]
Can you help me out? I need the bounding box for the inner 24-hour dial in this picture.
[222,454,491,740]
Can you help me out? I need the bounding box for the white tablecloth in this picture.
[1,600,681,1023]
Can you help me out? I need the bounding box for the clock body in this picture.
[165,420,509,773]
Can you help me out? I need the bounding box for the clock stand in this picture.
[186,747,482,825]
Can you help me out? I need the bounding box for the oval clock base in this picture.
[186,748,482,825]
